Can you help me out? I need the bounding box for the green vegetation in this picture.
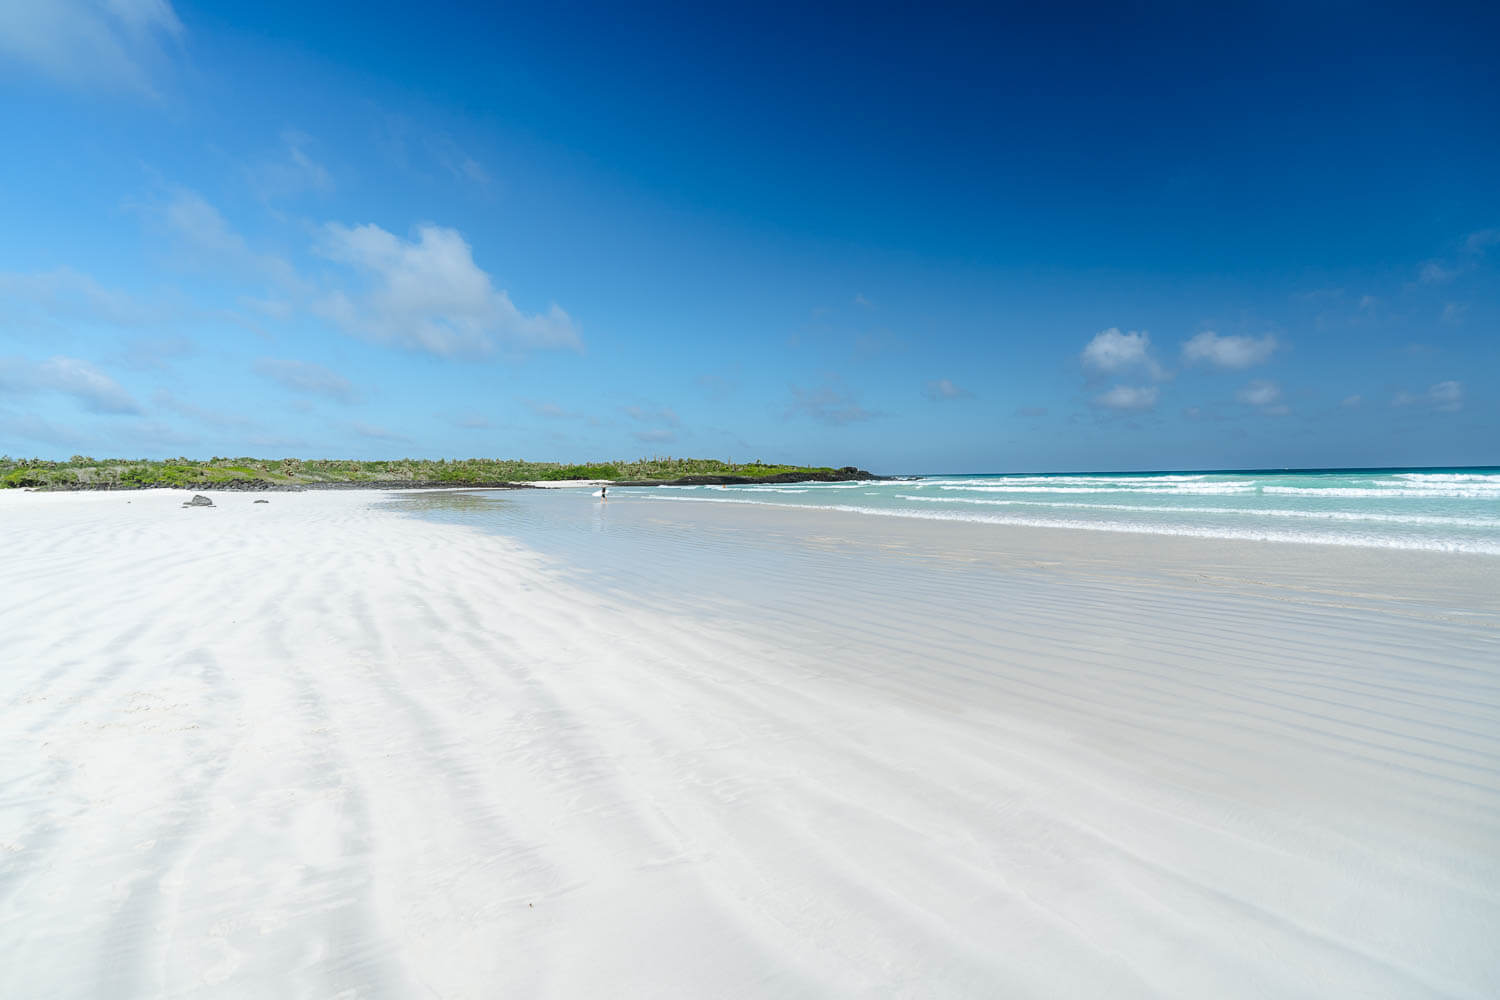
[0,455,850,490]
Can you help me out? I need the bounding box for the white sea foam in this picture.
[940,484,1259,495]
[896,495,1500,528]
[1395,472,1500,484]
[647,495,1500,554]
[1261,486,1500,498]
[915,475,1211,487]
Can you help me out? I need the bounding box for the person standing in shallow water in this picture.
[600,484,607,500]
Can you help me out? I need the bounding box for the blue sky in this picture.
[1,1,1496,473]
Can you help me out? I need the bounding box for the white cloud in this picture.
[316,223,579,358]
[0,354,142,413]
[1441,302,1469,324]
[1340,394,1362,408]
[1430,380,1463,411]
[1093,385,1158,412]
[1237,380,1281,408]
[1396,381,1464,412]
[1182,331,1278,369]
[1082,328,1149,372]
[923,378,971,400]
[253,358,358,404]
[0,0,183,95]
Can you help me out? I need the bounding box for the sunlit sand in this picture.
[2,488,1496,998]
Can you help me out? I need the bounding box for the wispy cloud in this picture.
[0,355,142,414]
[157,188,304,291]
[0,0,184,96]
[0,410,88,448]
[1092,385,1158,412]
[1236,379,1288,415]
[695,371,739,397]
[247,130,333,202]
[117,335,194,371]
[252,358,358,404]
[524,399,578,420]
[1418,260,1455,285]
[1417,228,1500,285]
[1394,380,1463,412]
[350,421,409,442]
[1463,229,1500,254]
[0,267,167,331]
[315,222,579,358]
[923,378,971,400]
[1182,331,1278,369]
[429,134,491,186]
[787,379,878,425]
[623,405,680,427]
[152,389,254,429]
[633,428,677,444]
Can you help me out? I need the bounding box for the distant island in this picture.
[0,456,878,491]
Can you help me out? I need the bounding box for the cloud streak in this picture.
[253,358,358,403]
[0,355,142,414]
[0,0,184,96]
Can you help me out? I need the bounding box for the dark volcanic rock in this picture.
[253,499,269,503]
[183,494,214,508]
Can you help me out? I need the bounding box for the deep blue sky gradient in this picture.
[1,1,1496,472]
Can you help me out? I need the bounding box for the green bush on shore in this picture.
[0,455,842,489]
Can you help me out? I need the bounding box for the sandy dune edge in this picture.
[1,489,1496,998]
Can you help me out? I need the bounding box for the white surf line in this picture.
[641,493,1500,554]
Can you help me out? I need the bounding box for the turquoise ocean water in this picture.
[619,468,1500,555]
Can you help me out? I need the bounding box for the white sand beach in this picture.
[2,488,1497,998]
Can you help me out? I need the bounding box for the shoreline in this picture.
[2,468,881,493]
